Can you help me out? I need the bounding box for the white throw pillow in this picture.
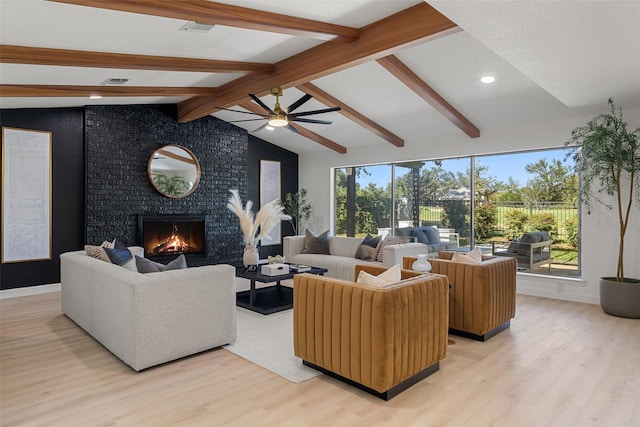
[356,263,402,287]
[451,247,483,264]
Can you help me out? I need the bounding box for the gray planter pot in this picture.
[600,277,640,319]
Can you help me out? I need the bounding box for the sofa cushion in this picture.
[422,227,441,244]
[354,234,382,261]
[516,232,549,256]
[135,254,188,274]
[302,229,330,254]
[356,263,401,287]
[376,235,410,263]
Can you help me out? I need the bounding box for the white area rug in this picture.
[224,308,321,383]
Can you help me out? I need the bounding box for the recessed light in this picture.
[481,75,496,84]
[89,95,102,100]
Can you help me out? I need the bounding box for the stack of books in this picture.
[289,264,311,272]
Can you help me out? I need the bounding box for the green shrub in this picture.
[474,202,497,240]
[441,200,468,236]
[565,216,579,248]
[504,209,528,239]
[527,212,558,241]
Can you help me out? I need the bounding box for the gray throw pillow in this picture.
[422,227,440,244]
[104,247,132,266]
[135,254,188,274]
[410,229,429,245]
[355,234,382,261]
[301,229,330,254]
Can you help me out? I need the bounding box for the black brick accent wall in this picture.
[85,104,247,265]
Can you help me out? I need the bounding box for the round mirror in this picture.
[148,144,201,198]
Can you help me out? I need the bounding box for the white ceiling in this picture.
[1,0,638,154]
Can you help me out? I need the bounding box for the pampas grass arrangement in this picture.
[227,189,291,246]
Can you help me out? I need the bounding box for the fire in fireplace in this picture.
[139,215,206,258]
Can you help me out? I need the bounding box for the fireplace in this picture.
[138,215,206,259]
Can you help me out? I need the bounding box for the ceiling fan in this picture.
[219,87,341,133]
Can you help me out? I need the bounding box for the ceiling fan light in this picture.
[268,114,288,127]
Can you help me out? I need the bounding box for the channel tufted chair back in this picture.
[293,265,449,400]
[404,254,517,341]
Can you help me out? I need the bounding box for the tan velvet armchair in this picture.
[404,254,517,341]
[293,265,449,400]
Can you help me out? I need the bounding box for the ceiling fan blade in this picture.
[291,117,333,125]
[252,122,270,132]
[285,123,299,134]
[286,94,313,113]
[289,106,341,118]
[214,107,265,116]
[229,118,268,123]
[249,94,275,115]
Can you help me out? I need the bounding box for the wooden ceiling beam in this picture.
[297,82,404,147]
[49,0,360,42]
[237,101,347,154]
[0,44,273,74]
[0,84,217,97]
[178,3,459,123]
[376,55,480,138]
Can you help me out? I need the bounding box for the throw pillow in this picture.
[466,247,483,263]
[101,239,116,249]
[135,254,188,274]
[376,235,410,263]
[104,247,137,272]
[356,264,402,287]
[423,227,441,244]
[354,234,382,261]
[301,229,330,254]
[451,252,477,264]
[409,229,429,245]
[104,247,132,265]
[451,248,483,264]
[84,245,111,262]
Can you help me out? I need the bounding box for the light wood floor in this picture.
[1,292,639,427]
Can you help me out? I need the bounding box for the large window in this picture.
[333,148,579,277]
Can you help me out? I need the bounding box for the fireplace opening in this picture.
[139,215,206,258]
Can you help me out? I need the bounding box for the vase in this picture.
[243,244,259,269]
[412,253,432,272]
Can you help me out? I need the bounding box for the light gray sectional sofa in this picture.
[283,235,428,281]
[60,249,236,371]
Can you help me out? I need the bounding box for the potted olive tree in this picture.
[282,188,312,235]
[566,98,640,318]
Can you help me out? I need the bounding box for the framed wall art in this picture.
[2,127,52,263]
[259,160,281,246]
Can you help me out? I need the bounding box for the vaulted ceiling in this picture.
[2,1,639,155]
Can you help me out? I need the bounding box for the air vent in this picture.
[102,78,129,85]
[179,21,215,33]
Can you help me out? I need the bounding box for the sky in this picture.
[355,149,573,188]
